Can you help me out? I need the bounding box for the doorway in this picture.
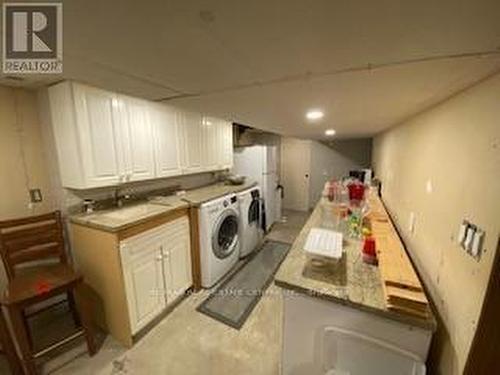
[280,137,310,211]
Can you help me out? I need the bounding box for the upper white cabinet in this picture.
[178,110,204,175]
[48,81,233,189]
[120,96,156,182]
[219,120,234,170]
[150,103,182,178]
[201,116,220,171]
[56,83,125,188]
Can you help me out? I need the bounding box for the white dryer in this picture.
[199,194,240,288]
[237,186,264,258]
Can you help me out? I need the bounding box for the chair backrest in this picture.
[0,211,67,280]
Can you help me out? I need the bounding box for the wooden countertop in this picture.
[274,196,437,331]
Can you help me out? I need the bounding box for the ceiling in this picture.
[1,0,500,138]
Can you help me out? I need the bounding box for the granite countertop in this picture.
[69,181,258,232]
[274,198,437,331]
[180,180,258,206]
[70,196,189,233]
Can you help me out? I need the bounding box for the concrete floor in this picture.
[0,209,310,375]
[266,210,310,245]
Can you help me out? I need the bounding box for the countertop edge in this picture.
[181,181,258,206]
[274,278,437,332]
[69,205,189,234]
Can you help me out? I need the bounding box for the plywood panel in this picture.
[368,191,430,317]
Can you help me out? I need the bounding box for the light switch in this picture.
[464,225,476,252]
[471,230,484,257]
[458,221,468,245]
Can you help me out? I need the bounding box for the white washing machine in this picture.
[237,186,264,258]
[199,194,240,288]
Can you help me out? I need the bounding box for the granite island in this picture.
[275,196,436,375]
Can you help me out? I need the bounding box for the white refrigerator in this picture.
[233,145,280,231]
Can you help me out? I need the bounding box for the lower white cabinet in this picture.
[120,216,192,334]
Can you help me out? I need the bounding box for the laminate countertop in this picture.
[180,181,258,206]
[274,197,437,331]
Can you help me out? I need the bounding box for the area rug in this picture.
[197,241,290,329]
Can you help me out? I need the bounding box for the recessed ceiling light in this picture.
[325,129,336,136]
[306,110,324,120]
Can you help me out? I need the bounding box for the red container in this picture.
[348,182,365,201]
[362,237,377,257]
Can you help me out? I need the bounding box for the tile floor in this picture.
[0,209,310,375]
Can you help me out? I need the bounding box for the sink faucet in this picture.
[113,188,130,208]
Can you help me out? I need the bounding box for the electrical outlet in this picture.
[29,188,43,203]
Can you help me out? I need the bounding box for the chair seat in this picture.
[0,264,82,306]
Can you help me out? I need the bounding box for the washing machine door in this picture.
[212,209,239,259]
[248,199,260,226]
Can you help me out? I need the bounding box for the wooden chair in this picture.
[0,306,23,374]
[0,211,96,374]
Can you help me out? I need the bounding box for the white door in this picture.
[178,110,203,174]
[162,217,192,304]
[122,240,166,334]
[73,84,124,187]
[219,120,233,169]
[151,103,182,177]
[201,116,219,171]
[119,96,155,182]
[281,137,311,211]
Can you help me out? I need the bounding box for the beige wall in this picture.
[309,139,371,208]
[0,85,56,287]
[372,73,500,374]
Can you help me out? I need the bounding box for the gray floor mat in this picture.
[197,241,290,329]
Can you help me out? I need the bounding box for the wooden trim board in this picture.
[189,207,202,291]
[118,208,188,240]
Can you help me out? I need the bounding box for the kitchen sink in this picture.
[100,204,167,221]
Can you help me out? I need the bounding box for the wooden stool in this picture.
[0,211,96,374]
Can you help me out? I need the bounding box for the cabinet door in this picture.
[122,240,166,334]
[151,104,182,178]
[219,120,234,169]
[119,97,156,182]
[201,116,219,171]
[162,218,192,304]
[178,110,203,174]
[73,84,125,187]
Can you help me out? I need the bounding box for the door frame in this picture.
[280,137,311,211]
[464,237,500,374]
